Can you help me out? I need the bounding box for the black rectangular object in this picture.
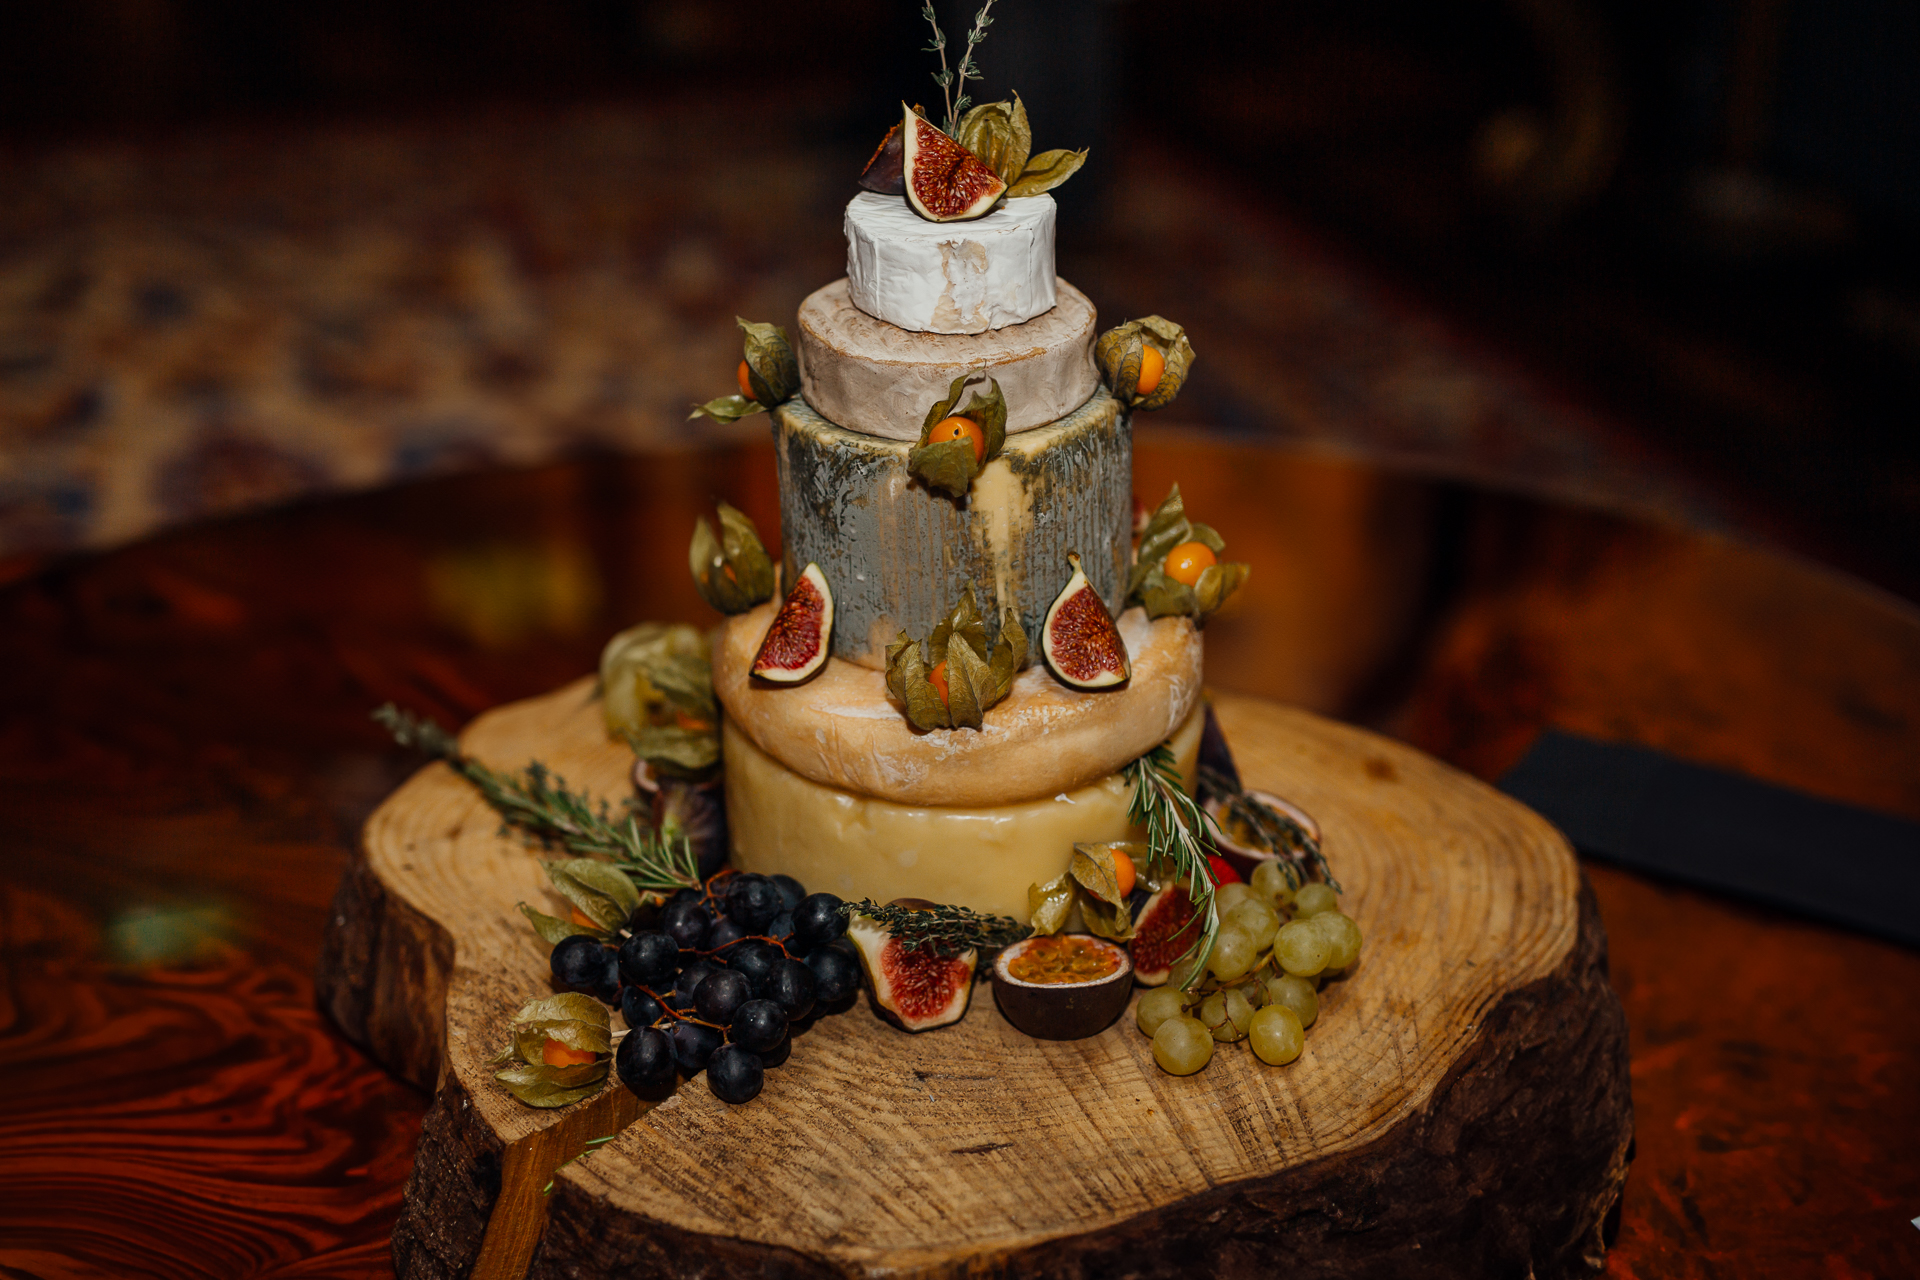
[1499,731,1920,948]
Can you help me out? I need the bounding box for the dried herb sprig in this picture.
[1199,764,1342,895]
[846,897,1028,958]
[1125,744,1221,989]
[922,0,998,134]
[375,704,700,895]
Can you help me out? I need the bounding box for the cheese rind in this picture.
[796,278,1099,440]
[723,702,1203,921]
[713,603,1203,808]
[844,192,1056,333]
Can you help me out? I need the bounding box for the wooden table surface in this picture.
[2,436,1917,1279]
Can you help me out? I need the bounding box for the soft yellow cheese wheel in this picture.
[723,703,1204,921]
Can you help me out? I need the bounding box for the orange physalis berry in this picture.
[930,416,986,465]
[929,660,951,705]
[1110,846,1136,898]
[1163,540,1217,587]
[737,360,756,401]
[542,1037,597,1067]
[672,709,712,732]
[1135,346,1166,397]
[568,905,597,928]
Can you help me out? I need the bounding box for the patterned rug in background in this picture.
[0,98,1733,566]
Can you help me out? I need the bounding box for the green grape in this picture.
[1214,882,1258,915]
[1249,1005,1305,1065]
[1274,919,1332,977]
[1136,987,1190,1038]
[1227,898,1280,949]
[1264,973,1319,1028]
[1167,950,1207,991]
[1312,910,1363,971]
[1293,882,1338,918]
[1152,1015,1215,1075]
[1250,859,1297,907]
[1207,924,1259,981]
[1199,988,1255,1042]
[1230,975,1269,1009]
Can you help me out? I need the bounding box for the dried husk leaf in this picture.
[909,375,1009,498]
[1127,485,1248,625]
[885,634,951,731]
[1193,560,1251,617]
[738,318,800,405]
[493,1060,609,1108]
[958,94,1032,188]
[1079,893,1135,943]
[626,724,720,775]
[518,901,605,946]
[1028,871,1076,935]
[942,629,993,730]
[885,586,1024,731]
[1095,316,1196,410]
[508,1000,612,1067]
[1071,843,1129,908]
[1007,147,1088,198]
[688,394,762,424]
[546,859,639,931]
[601,622,715,734]
[688,502,774,615]
[987,606,1027,701]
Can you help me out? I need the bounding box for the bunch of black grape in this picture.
[548,871,861,1105]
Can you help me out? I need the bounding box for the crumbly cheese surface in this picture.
[844,192,1057,334]
[724,703,1203,920]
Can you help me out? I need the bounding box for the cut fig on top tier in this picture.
[752,563,834,684]
[1042,553,1131,690]
[901,105,1007,223]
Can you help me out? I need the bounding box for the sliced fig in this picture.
[858,122,905,194]
[846,902,976,1032]
[1042,552,1130,689]
[751,563,833,684]
[901,104,1007,223]
[1129,882,1202,987]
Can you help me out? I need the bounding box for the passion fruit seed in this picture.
[1294,882,1339,918]
[1250,859,1297,906]
[930,416,986,465]
[1311,910,1363,970]
[1135,986,1189,1038]
[1151,1014,1215,1075]
[1275,919,1333,977]
[1111,847,1136,898]
[1136,345,1167,397]
[542,1037,598,1068]
[1207,923,1259,981]
[1265,973,1320,1028]
[1227,898,1281,950]
[1163,540,1218,587]
[1249,1005,1306,1065]
[1200,988,1255,1043]
[737,360,756,401]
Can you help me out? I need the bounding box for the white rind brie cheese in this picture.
[844,192,1057,333]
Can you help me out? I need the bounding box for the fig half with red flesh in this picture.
[858,122,905,194]
[992,935,1134,1040]
[846,901,976,1032]
[1043,552,1130,689]
[901,105,1007,222]
[752,563,833,684]
[1129,881,1202,987]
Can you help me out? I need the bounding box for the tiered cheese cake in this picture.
[714,192,1204,920]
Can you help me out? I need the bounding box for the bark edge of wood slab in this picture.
[329,680,1631,1280]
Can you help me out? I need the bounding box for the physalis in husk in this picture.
[688,501,775,615]
[955,93,1088,200]
[599,621,720,776]
[1028,841,1146,944]
[885,584,1027,730]
[908,374,1007,498]
[690,318,801,423]
[516,856,644,946]
[1096,316,1195,411]
[1128,485,1250,626]
[491,991,611,1108]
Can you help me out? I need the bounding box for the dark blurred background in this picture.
[2,0,1916,597]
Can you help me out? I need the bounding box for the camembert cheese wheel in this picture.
[843,191,1057,334]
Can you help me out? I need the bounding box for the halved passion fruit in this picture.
[751,563,833,684]
[901,105,1007,222]
[1206,789,1322,882]
[992,934,1134,1040]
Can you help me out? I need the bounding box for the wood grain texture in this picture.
[345,678,1626,1277]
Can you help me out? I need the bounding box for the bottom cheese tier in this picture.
[723,702,1204,920]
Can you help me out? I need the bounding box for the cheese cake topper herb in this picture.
[691,318,800,423]
[1128,484,1250,625]
[885,583,1026,730]
[1097,315,1195,411]
[687,501,775,615]
[908,373,1006,498]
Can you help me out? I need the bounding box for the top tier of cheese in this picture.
[844,192,1057,334]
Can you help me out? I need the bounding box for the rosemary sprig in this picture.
[921,0,998,134]
[1126,745,1221,990]
[374,704,700,894]
[847,897,1028,958]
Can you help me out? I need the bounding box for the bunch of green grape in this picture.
[1134,863,1362,1076]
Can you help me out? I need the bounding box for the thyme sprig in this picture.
[847,897,1028,958]
[375,704,700,894]
[1197,763,1342,894]
[921,0,998,134]
[1126,744,1221,989]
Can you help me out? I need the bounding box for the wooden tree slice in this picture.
[318,679,1630,1280]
